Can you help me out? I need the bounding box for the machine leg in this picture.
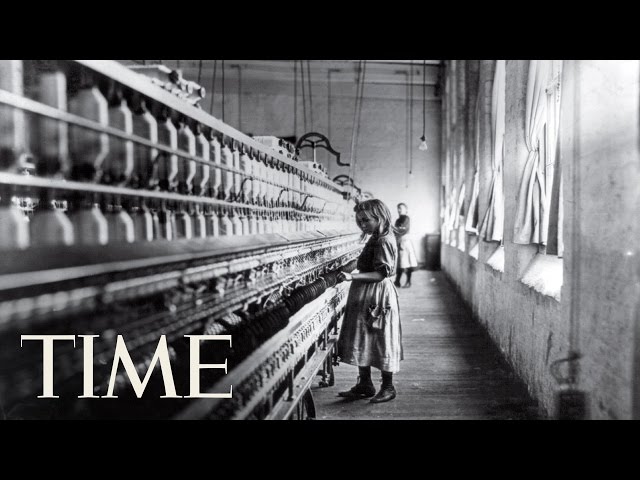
[327,358,335,387]
[301,389,316,420]
[288,389,316,420]
[318,356,330,388]
[287,370,295,401]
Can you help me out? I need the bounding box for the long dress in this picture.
[337,232,404,373]
[395,215,418,269]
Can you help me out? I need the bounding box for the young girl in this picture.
[394,203,418,288]
[336,199,404,403]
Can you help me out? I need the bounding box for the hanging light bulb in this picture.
[418,60,428,152]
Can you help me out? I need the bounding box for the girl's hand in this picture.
[337,272,353,283]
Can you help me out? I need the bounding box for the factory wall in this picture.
[441,60,640,419]
[206,75,442,265]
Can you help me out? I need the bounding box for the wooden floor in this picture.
[311,270,541,420]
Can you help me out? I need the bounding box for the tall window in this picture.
[479,60,505,244]
[513,60,563,254]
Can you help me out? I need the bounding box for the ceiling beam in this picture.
[347,60,442,66]
[120,60,443,87]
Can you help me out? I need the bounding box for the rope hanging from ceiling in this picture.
[327,69,332,141]
[409,63,414,175]
[300,60,308,132]
[294,61,297,137]
[209,60,217,115]
[422,59,427,140]
[236,65,242,131]
[404,71,409,187]
[307,60,314,132]
[348,61,363,182]
[221,60,225,122]
[349,60,367,191]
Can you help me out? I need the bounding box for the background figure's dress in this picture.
[337,232,404,373]
[395,215,418,269]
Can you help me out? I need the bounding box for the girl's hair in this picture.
[397,202,408,209]
[354,199,397,240]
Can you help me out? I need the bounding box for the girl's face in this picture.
[356,211,380,235]
[398,205,407,215]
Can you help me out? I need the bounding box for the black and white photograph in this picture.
[0,59,637,421]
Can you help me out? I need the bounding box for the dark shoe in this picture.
[338,378,376,398]
[394,281,401,287]
[370,384,396,403]
[402,282,412,288]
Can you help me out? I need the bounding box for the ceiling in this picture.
[120,60,443,86]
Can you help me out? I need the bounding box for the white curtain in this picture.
[453,183,465,228]
[442,190,451,245]
[447,189,457,245]
[513,60,553,244]
[455,182,466,250]
[465,88,481,235]
[442,65,453,245]
[480,60,505,242]
[547,61,564,257]
[547,139,563,256]
[465,171,479,234]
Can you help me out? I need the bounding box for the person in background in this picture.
[336,199,403,403]
[394,203,418,288]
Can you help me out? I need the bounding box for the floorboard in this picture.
[311,270,541,420]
